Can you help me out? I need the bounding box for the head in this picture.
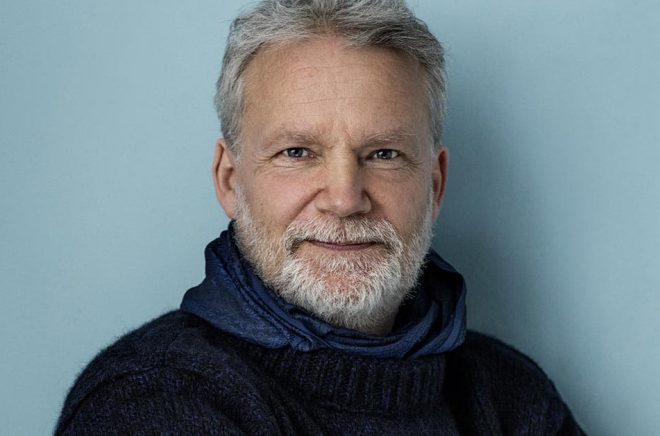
[212,0,449,335]
[215,0,447,158]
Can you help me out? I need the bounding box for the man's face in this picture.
[214,37,447,334]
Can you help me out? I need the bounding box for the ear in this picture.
[431,145,449,221]
[212,138,238,219]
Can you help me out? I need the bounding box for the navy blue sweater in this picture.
[56,310,583,435]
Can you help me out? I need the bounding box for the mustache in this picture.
[283,217,402,253]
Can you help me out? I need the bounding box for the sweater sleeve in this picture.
[55,367,248,435]
[555,411,586,436]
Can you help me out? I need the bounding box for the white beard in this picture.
[233,190,434,335]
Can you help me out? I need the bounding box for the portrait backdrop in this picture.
[1,1,659,434]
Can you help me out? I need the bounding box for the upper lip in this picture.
[288,240,384,254]
[309,240,375,245]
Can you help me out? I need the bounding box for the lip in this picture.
[307,240,378,252]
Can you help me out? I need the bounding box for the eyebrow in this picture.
[263,128,419,150]
[362,130,418,147]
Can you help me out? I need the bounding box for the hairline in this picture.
[231,35,438,160]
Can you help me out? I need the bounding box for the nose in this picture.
[314,155,372,218]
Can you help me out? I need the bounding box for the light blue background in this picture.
[2,1,659,434]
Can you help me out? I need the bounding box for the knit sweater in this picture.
[55,311,583,435]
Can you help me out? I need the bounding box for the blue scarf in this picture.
[181,225,466,359]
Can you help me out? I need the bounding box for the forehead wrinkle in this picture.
[285,96,407,107]
[287,61,399,80]
[264,126,421,151]
[263,127,324,149]
[288,65,412,96]
[287,62,375,76]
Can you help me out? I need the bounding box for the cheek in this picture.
[248,173,318,228]
[379,193,420,227]
[369,173,431,231]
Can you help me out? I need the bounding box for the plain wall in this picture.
[2,1,659,434]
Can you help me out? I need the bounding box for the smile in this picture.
[307,240,379,252]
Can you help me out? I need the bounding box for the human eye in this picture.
[370,149,400,160]
[281,147,311,159]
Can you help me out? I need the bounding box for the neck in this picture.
[359,311,397,336]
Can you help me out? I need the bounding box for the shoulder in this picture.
[457,330,555,383]
[59,311,232,405]
[56,311,277,435]
[445,330,584,434]
[450,329,562,398]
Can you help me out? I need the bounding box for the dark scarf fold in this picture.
[181,226,466,359]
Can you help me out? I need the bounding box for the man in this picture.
[56,0,583,434]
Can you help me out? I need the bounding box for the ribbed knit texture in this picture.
[56,311,584,435]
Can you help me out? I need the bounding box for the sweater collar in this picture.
[181,225,466,359]
[222,331,450,415]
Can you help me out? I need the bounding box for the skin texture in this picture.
[213,36,448,334]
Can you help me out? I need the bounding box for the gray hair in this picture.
[215,0,446,156]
